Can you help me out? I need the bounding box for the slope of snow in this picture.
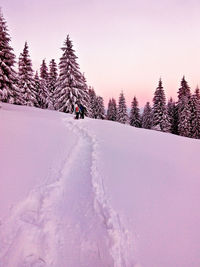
[0,103,200,267]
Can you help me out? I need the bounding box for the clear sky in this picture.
[1,0,200,107]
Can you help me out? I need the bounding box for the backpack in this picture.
[75,106,79,112]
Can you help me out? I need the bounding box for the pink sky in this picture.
[2,0,200,107]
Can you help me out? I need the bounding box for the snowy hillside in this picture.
[0,103,200,267]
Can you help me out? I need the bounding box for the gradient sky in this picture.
[1,0,200,107]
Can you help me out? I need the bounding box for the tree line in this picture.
[107,78,200,139]
[1,9,200,139]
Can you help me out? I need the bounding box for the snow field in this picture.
[1,103,200,267]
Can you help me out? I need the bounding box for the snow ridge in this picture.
[65,118,134,267]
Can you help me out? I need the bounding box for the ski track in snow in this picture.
[63,118,137,267]
[0,117,136,267]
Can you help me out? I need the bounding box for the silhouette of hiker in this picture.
[79,103,86,119]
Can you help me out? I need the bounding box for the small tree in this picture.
[88,86,97,118]
[107,98,117,121]
[117,91,128,124]
[167,97,178,134]
[177,76,191,137]
[40,59,49,108]
[129,96,141,127]
[48,59,58,109]
[142,102,152,129]
[34,71,42,107]
[95,96,105,119]
[152,79,170,132]
[189,90,200,139]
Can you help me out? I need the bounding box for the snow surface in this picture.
[0,103,200,267]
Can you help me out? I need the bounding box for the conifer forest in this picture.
[1,10,200,139]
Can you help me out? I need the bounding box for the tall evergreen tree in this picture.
[129,96,141,127]
[167,97,177,134]
[117,91,128,124]
[152,79,171,132]
[107,98,117,121]
[177,76,191,137]
[18,42,38,106]
[142,102,152,129]
[39,59,49,108]
[189,90,200,139]
[0,10,20,104]
[54,35,89,113]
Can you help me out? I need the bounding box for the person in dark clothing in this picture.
[79,103,86,119]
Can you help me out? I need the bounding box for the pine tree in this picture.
[18,42,38,106]
[142,102,152,129]
[54,35,89,113]
[152,79,171,132]
[167,97,177,134]
[34,71,41,107]
[80,73,92,117]
[189,90,200,139]
[39,59,49,108]
[117,91,128,124]
[129,96,141,127]
[107,98,117,121]
[177,76,191,137]
[95,96,105,119]
[177,76,191,99]
[48,59,57,109]
[0,10,21,104]
[88,86,97,118]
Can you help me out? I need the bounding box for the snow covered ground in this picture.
[0,103,200,267]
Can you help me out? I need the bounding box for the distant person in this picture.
[79,103,86,119]
[74,103,80,119]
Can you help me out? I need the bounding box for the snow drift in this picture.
[0,103,200,267]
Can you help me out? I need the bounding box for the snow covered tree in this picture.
[189,90,200,139]
[48,59,57,109]
[0,10,21,104]
[177,76,191,137]
[88,86,97,118]
[18,42,38,106]
[54,35,89,113]
[107,98,117,121]
[129,96,141,127]
[152,79,171,132]
[167,97,178,134]
[117,91,128,124]
[39,59,49,108]
[80,73,92,117]
[49,59,57,92]
[142,102,152,129]
[34,71,42,107]
[40,59,48,81]
[177,76,191,100]
[95,96,105,119]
